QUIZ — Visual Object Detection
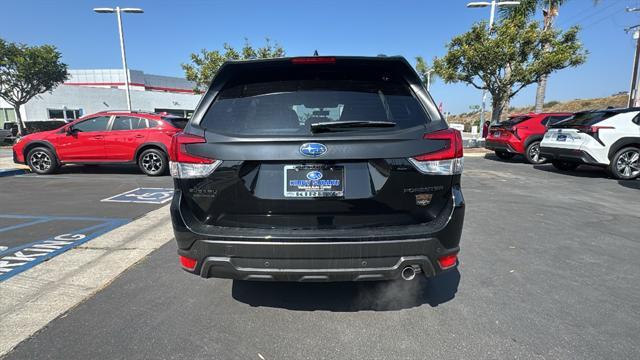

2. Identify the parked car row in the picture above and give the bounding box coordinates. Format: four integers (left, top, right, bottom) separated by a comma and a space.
485, 108, 640, 180
11, 111, 187, 176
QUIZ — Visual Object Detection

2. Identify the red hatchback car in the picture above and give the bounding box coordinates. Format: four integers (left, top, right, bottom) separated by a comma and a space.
13, 111, 187, 176
485, 112, 572, 164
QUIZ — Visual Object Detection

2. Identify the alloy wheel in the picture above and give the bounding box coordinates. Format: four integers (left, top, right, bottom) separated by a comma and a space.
616, 149, 640, 178
529, 143, 545, 163
29, 151, 52, 172
142, 153, 163, 173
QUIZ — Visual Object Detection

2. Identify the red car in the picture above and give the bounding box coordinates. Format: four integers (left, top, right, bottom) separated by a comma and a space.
13, 111, 187, 176
485, 112, 572, 164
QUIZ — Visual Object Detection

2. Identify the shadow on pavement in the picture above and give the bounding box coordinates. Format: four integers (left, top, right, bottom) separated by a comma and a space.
57, 164, 148, 175
618, 179, 640, 190
532, 164, 608, 179
483, 153, 524, 164
231, 269, 460, 311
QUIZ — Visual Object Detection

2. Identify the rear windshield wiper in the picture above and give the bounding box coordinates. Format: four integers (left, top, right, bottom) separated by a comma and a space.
310, 121, 396, 133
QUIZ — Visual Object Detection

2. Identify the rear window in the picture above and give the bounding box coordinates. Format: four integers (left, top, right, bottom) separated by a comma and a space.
500, 116, 531, 127
553, 111, 615, 128
162, 117, 188, 129
201, 68, 429, 135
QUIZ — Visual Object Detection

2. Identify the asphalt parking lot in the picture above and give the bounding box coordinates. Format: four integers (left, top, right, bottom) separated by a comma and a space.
3, 155, 639, 360
0, 164, 172, 280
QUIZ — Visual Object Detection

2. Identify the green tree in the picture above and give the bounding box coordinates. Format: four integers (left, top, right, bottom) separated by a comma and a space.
433, 17, 586, 121
0, 39, 68, 135
415, 56, 436, 89
501, 0, 599, 112
182, 38, 285, 92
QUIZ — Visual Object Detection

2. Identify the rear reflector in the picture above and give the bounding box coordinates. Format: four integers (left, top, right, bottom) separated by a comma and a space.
409, 128, 464, 175
438, 254, 458, 270
179, 255, 197, 271
169, 133, 221, 179
291, 57, 336, 64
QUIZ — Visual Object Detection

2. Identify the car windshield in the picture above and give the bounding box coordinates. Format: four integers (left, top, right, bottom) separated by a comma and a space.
201, 71, 429, 135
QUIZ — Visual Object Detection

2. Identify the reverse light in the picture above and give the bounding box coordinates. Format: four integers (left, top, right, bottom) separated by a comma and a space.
169, 133, 221, 179
291, 57, 336, 65
438, 253, 458, 270
179, 255, 197, 271
409, 128, 464, 175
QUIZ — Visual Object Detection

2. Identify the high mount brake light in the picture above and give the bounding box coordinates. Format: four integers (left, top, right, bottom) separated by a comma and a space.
409, 128, 464, 175
169, 133, 221, 179
291, 57, 336, 65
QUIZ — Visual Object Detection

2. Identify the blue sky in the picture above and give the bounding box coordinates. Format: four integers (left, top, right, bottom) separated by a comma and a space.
1, 0, 639, 114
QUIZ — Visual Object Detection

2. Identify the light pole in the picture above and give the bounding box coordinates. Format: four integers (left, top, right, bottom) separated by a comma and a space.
467, 1, 520, 130
626, 8, 640, 108
426, 69, 435, 91
93, 7, 144, 111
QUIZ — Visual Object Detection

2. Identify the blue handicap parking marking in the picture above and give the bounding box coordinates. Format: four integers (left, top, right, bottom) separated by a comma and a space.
0, 215, 128, 282
101, 187, 174, 204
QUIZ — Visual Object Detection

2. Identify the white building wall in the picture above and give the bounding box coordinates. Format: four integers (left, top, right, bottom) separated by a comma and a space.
9, 84, 200, 121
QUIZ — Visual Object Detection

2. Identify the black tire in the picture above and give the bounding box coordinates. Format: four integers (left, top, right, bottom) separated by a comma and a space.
524, 141, 546, 164
138, 148, 167, 176
551, 160, 580, 171
608, 146, 640, 180
26, 147, 59, 175
495, 151, 515, 160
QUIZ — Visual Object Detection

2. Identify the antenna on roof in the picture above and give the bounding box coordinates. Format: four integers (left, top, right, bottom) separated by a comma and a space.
313, 50, 319, 56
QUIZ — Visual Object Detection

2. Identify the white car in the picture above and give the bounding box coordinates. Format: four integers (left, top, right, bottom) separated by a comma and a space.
540, 108, 640, 180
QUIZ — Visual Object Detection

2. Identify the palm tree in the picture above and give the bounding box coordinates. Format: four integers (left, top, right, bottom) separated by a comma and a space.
502, 0, 599, 113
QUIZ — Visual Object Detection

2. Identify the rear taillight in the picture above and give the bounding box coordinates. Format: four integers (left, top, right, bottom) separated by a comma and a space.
169, 133, 221, 179
587, 125, 615, 133
409, 128, 464, 175
179, 255, 197, 271
438, 253, 458, 270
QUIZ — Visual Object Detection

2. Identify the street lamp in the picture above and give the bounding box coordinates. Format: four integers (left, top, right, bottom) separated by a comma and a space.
425, 69, 435, 91
467, 0, 520, 131
467, 1, 521, 29
93, 7, 144, 111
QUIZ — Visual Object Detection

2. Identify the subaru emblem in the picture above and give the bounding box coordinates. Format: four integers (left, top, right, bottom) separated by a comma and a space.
299, 143, 327, 157
306, 171, 323, 181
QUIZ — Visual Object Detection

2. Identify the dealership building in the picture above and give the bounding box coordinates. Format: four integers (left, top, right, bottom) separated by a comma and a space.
0, 69, 202, 127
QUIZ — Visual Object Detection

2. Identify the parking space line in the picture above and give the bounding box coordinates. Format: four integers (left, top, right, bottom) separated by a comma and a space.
0, 218, 129, 282
0, 218, 51, 234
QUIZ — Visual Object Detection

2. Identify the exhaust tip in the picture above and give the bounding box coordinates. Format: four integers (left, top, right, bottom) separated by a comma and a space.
401, 266, 416, 281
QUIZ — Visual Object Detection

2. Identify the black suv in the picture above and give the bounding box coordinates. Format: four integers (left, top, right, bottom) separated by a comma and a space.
169, 56, 465, 282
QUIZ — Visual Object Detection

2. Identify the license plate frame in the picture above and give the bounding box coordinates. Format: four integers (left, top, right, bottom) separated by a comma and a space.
284, 165, 345, 198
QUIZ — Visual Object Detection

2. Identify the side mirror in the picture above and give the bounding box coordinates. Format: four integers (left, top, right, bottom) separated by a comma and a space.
66, 127, 77, 135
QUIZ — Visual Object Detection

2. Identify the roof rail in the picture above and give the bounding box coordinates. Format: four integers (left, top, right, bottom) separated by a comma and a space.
95, 109, 158, 114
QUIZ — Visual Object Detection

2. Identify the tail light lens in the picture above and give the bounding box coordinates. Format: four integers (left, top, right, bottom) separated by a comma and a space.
438, 253, 458, 270
179, 255, 197, 271
169, 133, 221, 179
409, 128, 464, 175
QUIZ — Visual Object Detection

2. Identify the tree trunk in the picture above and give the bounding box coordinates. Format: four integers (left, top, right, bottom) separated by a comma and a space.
491, 96, 507, 122
13, 105, 26, 136
535, 5, 557, 113
534, 73, 548, 113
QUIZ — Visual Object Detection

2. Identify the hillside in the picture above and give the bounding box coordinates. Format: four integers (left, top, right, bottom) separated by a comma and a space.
448, 94, 628, 130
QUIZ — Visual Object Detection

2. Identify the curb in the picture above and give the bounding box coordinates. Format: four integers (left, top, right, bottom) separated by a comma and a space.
0, 168, 28, 177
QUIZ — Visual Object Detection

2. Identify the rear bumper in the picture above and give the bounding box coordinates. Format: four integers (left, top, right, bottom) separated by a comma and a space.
171, 187, 465, 282
539, 146, 601, 165
485, 140, 521, 154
